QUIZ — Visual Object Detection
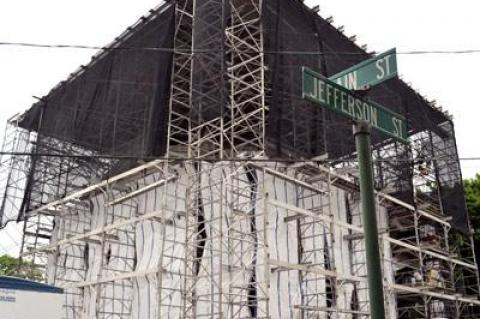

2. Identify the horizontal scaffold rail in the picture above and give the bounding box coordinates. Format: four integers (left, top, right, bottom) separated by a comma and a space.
26, 159, 167, 216
293, 161, 451, 226
27, 159, 449, 227
267, 199, 476, 270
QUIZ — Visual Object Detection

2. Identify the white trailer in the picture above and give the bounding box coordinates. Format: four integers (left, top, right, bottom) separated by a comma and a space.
0, 276, 63, 319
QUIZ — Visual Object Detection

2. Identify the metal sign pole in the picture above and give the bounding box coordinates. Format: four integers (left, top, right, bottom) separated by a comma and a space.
353, 120, 386, 319
302, 53, 405, 317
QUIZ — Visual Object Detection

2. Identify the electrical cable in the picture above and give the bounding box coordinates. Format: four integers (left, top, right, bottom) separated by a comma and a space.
0, 151, 480, 162
1, 41, 480, 56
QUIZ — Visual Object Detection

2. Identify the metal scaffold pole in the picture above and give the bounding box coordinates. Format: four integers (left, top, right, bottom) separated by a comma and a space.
354, 121, 386, 319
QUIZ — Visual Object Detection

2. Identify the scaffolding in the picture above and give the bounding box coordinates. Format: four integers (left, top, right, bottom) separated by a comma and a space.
5, 156, 477, 318
0, 0, 479, 318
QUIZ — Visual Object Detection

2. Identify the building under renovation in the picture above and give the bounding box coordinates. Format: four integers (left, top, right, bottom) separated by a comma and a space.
0, 0, 479, 318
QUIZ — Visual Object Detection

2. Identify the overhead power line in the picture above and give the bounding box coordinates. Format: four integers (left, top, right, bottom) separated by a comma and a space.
1, 151, 480, 163
1, 41, 480, 56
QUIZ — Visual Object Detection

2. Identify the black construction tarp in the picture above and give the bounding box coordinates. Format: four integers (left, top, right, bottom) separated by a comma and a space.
262, 0, 469, 232
15, 4, 175, 216
20, 4, 175, 158
14, 0, 469, 232
263, 0, 448, 158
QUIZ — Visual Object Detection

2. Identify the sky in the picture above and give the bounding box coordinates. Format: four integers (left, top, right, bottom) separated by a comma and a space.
0, 0, 479, 254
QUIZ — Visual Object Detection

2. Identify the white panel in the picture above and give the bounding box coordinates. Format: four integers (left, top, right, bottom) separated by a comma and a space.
82, 194, 106, 319
262, 168, 301, 319
131, 167, 187, 319
331, 188, 355, 319
196, 163, 255, 318
0, 289, 63, 319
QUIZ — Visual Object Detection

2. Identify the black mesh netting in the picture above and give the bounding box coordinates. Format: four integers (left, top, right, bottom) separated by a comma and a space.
21, 5, 175, 159
262, 0, 469, 232
16, 4, 175, 215
6, 0, 469, 232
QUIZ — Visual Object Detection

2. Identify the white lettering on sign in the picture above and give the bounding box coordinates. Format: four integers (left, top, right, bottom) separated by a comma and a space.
392, 117, 403, 138
336, 71, 358, 90
329, 48, 397, 90
376, 55, 392, 80
384, 55, 391, 75
307, 77, 379, 127
326, 83, 333, 106
303, 66, 406, 143
347, 72, 358, 90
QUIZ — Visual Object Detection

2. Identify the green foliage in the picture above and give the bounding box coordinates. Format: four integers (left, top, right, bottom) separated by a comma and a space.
464, 174, 480, 241
0, 254, 18, 276
0, 254, 43, 281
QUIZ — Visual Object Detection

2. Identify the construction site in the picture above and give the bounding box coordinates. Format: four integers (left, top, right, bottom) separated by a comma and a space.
0, 0, 479, 318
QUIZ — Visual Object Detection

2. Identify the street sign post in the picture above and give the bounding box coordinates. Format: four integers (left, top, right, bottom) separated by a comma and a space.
302, 56, 404, 319
302, 66, 407, 143
330, 48, 397, 90
353, 121, 386, 319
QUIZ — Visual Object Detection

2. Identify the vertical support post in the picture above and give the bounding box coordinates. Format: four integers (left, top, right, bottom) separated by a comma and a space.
353, 121, 386, 319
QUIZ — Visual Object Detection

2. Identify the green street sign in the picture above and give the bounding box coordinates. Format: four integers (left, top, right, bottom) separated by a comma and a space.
302, 67, 407, 143
330, 48, 397, 90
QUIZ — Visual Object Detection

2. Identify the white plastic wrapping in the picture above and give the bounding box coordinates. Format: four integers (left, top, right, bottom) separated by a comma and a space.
45, 163, 393, 319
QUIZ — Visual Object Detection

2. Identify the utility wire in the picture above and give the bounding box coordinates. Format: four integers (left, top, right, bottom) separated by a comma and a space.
0, 151, 480, 163
0, 42, 476, 164
2, 41, 480, 56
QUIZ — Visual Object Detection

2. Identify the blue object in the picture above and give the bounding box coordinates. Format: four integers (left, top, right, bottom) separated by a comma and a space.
0, 276, 63, 294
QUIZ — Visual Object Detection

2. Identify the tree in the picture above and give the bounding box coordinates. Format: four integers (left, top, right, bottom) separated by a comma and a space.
464, 174, 480, 274
464, 174, 480, 242
0, 254, 19, 276
0, 254, 43, 281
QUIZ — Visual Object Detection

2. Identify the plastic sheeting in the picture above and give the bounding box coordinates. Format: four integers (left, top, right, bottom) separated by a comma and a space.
262, 169, 302, 318
132, 170, 187, 319
46, 162, 393, 319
